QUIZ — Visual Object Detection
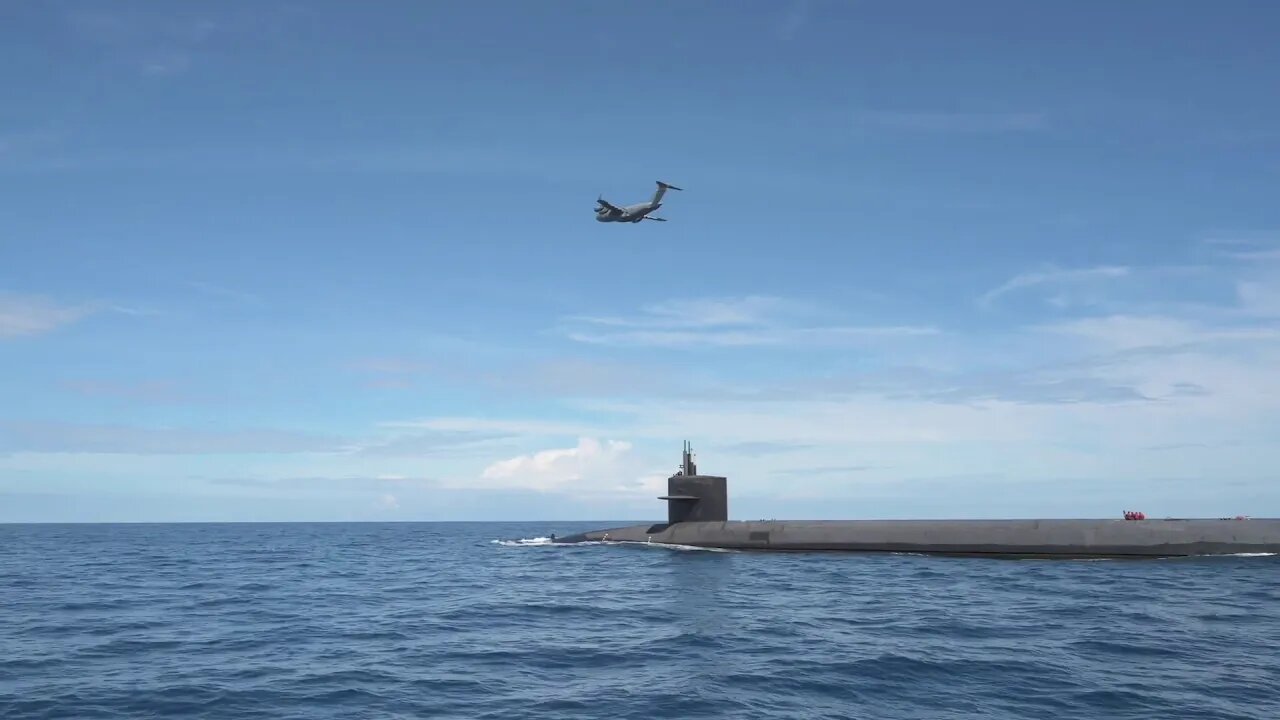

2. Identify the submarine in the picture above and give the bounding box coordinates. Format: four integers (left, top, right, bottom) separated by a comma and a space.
552, 442, 1280, 558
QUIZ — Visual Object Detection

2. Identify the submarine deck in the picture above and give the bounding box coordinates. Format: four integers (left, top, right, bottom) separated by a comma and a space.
552, 518, 1280, 558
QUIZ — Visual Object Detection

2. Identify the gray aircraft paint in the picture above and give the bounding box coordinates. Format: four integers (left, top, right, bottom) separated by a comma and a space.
595, 180, 682, 223
553, 442, 1280, 558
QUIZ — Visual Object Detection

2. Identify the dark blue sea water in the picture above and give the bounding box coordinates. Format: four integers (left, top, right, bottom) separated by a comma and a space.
2, 522, 1277, 719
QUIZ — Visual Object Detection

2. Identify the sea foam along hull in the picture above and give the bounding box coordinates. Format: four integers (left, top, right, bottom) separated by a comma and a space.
553, 518, 1280, 558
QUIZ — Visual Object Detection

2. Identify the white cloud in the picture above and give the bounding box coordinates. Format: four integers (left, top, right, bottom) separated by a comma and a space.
0, 421, 347, 455
352, 430, 510, 457
516, 346, 1275, 468
1034, 314, 1280, 351
591, 397, 1043, 446
978, 265, 1130, 308
469, 437, 654, 495
0, 293, 96, 339
566, 326, 938, 348
561, 294, 938, 348
380, 416, 598, 438
568, 295, 810, 329
1201, 233, 1279, 251
1237, 279, 1280, 317
1219, 246, 1280, 262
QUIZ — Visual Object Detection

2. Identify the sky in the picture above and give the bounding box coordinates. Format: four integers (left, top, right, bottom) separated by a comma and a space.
2, 0, 1279, 522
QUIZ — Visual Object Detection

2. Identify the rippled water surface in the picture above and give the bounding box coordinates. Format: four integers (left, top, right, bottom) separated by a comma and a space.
2, 522, 1278, 719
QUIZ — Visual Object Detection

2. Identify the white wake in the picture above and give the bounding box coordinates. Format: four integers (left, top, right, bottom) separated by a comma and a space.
491, 537, 732, 552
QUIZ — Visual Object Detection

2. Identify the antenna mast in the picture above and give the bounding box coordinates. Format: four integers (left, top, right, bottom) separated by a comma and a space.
682, 440, 697, 476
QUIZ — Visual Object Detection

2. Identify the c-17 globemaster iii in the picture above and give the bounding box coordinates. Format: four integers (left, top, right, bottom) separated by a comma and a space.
595, 180, 682, 223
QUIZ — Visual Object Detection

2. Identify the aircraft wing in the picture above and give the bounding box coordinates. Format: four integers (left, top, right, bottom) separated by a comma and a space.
596, 197, 623, 213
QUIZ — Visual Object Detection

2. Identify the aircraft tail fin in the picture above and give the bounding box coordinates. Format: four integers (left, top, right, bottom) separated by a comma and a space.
651, 180, 682, 205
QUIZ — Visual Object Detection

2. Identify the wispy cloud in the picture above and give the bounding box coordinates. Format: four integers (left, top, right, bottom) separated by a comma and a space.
565, 326, 938, 348
1203, 239, 1280, 320
771, 464, 877, 477
567, 296, 813, 329
712, 441, 813, 457
380, 416, 599, 439
1228, 248, 1280, 262
434, 339, 1279, 473
207, 474, 436, 491
917, 373, 1156, 406
354, 353, 734, 403
561, 295, 938, 348
0, 421, 347, 455
558, 356, 1166, 408
1237, 279, 1280, 317
353, 429, 513, 458
475, 356, 726, 401
0, 291, 160, 340
108, 304, 164, 318
1201, 232, 1279, 250
0, 293, 97, 339
1034, 314, 1280, 352
979, 265, 1130, 308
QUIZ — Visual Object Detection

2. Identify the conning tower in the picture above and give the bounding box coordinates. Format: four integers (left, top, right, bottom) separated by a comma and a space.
659, 441, 728, 524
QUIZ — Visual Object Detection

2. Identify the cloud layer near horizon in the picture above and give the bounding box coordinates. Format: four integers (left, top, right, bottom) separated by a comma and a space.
7, 243, 1277, 521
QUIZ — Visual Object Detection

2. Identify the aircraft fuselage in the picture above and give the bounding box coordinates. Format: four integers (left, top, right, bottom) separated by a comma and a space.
596, 202, 658, 222
595, 181, 680, 223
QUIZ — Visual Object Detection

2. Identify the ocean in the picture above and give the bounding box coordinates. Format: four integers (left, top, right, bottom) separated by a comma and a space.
2, 521, 1277, 719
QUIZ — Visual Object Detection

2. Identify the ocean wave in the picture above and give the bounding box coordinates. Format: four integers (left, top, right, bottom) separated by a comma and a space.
3, 521, 1277, 720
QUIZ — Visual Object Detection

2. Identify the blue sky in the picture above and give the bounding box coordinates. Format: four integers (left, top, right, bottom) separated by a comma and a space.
2, 0, 1279, 522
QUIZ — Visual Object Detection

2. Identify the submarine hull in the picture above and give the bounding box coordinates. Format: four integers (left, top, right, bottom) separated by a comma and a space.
551, 443, 1280, 558
553, 519, 1280, 558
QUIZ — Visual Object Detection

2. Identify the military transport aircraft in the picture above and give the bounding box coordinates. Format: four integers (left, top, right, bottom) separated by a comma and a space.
594, 180, 682, 223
